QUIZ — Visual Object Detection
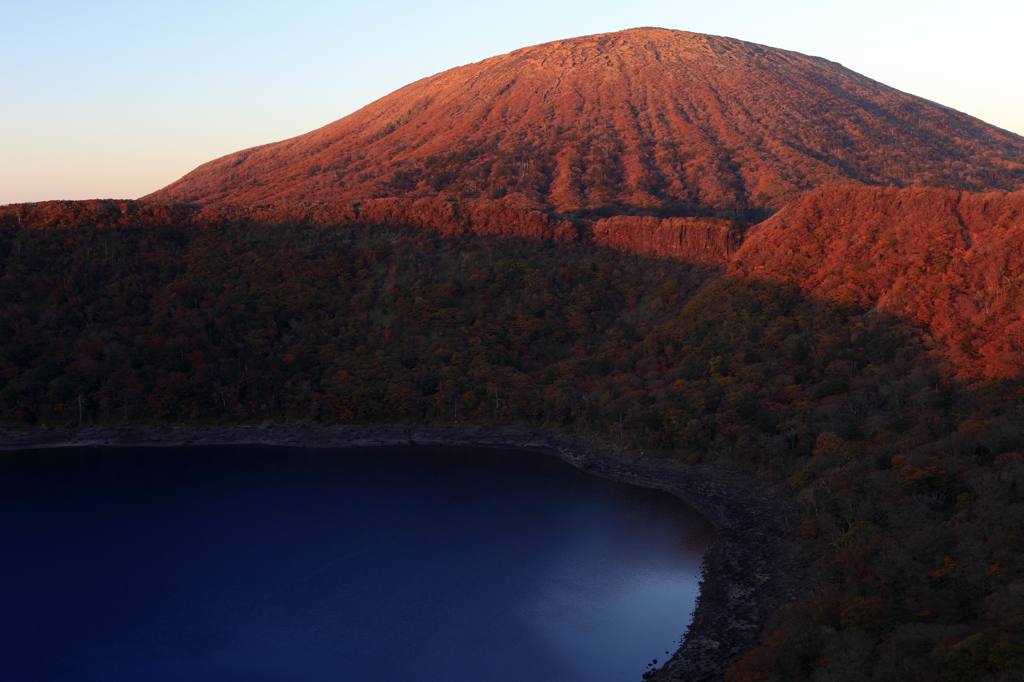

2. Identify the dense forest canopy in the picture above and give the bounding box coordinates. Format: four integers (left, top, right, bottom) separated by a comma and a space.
1, 221, 1022, 681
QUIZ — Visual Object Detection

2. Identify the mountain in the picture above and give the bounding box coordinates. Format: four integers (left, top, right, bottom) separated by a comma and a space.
146, 28, 1024, 216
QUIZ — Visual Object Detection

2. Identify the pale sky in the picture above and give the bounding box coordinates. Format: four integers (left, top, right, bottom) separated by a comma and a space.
2, 0, 1022, 204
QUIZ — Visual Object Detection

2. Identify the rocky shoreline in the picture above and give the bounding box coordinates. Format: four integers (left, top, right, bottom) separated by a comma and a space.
0, 425, 805, 681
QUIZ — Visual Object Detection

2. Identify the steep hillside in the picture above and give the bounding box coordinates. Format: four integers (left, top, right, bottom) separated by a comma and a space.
146, 28, 1024, 215
5, 184, 1023, 380
732, 185, 1024, 379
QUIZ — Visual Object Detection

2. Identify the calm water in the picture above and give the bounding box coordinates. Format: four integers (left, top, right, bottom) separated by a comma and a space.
0, 445, 712, 682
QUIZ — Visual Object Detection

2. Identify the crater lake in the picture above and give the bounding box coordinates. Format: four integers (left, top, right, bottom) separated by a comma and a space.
0, 444, 713, 681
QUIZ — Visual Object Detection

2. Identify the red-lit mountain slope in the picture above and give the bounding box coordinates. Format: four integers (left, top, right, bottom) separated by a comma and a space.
732, 185, 1024, 379
146, 28, 1024, 216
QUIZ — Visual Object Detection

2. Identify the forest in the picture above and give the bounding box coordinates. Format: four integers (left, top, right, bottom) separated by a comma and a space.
1, 219, 1022, 681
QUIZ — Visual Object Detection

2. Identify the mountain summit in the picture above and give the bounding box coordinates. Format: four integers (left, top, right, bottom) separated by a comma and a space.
148, 28, 1024, 215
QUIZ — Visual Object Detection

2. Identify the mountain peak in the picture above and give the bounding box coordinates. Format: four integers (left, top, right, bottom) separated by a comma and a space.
147, 29, 1024, 214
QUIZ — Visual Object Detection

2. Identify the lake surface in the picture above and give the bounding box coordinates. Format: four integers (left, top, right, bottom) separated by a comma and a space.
0, 445, 712, 682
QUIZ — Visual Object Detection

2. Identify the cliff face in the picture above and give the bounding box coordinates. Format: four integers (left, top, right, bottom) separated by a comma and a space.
732, 185, 1024, 379
591, 215, 742, 264
145, 28, 1024, 215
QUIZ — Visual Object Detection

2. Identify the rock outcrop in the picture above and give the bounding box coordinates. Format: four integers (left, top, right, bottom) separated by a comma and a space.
592, 215, 742, 264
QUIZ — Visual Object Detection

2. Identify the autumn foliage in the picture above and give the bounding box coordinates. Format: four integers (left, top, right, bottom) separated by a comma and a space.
4, 184, 1021, 381
733, 185, 1024, 380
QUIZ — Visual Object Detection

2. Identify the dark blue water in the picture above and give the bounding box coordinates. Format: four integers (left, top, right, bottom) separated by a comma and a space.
0, 445, 711, 682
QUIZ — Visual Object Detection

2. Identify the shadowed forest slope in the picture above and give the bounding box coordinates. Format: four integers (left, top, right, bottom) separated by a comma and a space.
145, 28, 1024, 216
4, 184, 1021, 380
